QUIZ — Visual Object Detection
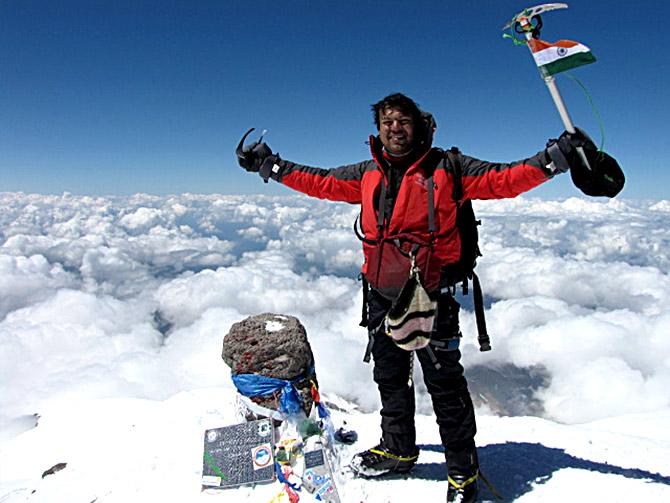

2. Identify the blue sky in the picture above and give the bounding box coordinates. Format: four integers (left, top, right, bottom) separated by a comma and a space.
1, 0, 667, 199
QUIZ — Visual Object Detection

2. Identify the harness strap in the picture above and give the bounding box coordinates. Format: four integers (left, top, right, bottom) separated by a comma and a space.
363, 321, 384, 363
429, 337, 460, 351
472, 272, 491, 352
423, 343, 442, 370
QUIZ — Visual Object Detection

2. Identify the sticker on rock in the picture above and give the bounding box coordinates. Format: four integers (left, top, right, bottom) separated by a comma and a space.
252, 443, 274, 470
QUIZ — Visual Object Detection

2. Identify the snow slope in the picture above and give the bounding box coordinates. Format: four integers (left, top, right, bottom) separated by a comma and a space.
0, 389, 669, 502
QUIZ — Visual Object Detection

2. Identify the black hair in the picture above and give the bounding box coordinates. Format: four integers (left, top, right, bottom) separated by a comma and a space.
371, 93, 423, 130
371, 93, 435, 146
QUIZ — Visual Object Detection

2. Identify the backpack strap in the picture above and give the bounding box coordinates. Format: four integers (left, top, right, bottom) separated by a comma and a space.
427, 175, 435, 239
445, 147, 492, 353
446, 147, 466, 294
472, 272, 491, 352
377, 178, 387, 233
447, 147, 464, 205
421, 148, 440, 242
359, 273, 369, 328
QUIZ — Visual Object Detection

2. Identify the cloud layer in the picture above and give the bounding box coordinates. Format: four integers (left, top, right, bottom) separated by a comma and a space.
1, 192, 668, 433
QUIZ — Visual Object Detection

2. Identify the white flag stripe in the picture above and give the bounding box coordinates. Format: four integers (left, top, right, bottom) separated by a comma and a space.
532, 43, 591, 67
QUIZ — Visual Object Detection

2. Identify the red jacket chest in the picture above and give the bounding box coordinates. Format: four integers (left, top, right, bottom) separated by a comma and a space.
360, 165, 458, 239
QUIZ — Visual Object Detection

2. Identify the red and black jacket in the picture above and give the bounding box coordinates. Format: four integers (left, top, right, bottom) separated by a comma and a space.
266, 136, 555, 290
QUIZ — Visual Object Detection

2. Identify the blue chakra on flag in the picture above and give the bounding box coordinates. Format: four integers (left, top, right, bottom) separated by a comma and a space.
557, 47, 568, 57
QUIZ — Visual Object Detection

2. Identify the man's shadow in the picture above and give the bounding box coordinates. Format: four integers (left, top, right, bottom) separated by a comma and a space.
412, 442, 670, 501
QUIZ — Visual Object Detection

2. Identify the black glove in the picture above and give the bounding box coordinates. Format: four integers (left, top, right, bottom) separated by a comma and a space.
236, 128, 280, 182
546, 128, 597, 173
238, 140, 273, 172
547, 128, 625, 197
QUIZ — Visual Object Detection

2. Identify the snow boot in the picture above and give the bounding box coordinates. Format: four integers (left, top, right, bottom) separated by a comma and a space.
349, 440, 419, 478
445, 440, 479, 502
446, 470, 478, 502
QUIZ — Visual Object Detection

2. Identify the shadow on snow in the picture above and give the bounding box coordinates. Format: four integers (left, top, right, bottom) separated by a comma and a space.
410, 442, 670, 502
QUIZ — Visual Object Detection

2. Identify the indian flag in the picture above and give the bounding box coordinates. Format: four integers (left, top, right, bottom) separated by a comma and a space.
528, 39, 596, 76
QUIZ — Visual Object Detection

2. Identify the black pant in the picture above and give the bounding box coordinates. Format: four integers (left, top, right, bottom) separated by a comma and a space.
367, 287, 478, 471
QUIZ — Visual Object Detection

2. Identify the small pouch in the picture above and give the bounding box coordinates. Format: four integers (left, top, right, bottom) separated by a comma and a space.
385, 253, 437, 351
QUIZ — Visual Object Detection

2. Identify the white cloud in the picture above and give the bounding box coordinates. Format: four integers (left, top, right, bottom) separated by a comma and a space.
1, 192, 669, 433
0, 289, 162, 421
118, 207, 164, 232
0, 254, 76, 318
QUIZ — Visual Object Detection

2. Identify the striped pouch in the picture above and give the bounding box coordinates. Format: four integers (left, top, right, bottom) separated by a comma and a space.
385, 260, 437, 351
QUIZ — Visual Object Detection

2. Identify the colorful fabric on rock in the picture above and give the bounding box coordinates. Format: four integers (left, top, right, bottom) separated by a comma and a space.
232, 373, 304, 415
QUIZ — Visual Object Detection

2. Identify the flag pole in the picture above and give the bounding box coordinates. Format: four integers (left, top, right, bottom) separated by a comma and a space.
519, 18, 592, 170
543, 75, 576, 134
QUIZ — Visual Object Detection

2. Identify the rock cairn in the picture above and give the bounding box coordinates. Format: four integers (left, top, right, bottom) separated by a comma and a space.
222, 313, 318, 416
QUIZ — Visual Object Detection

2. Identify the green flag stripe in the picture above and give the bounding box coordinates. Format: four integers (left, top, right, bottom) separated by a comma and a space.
540, 52, 597, 76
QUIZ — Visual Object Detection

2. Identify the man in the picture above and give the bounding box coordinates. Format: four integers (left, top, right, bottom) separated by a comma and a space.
237, 93, 591, 502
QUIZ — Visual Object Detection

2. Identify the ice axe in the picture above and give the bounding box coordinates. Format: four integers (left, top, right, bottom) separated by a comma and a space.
235, 127, 255, 165
505, 3, 593, 170
236, 127, 268, 164
504, 4, 625, 197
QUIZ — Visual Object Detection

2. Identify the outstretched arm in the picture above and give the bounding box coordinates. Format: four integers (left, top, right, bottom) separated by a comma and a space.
458, 150, 554, 200
458, 131, 587, 200
267, 159, 366, 204
236, 133, 365, 203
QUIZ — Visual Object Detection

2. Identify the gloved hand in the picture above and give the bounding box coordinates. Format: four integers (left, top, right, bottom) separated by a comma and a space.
238, 140, 273, 173
546, 128, 597, 173
547, 128, 625, 197
236, 128, 280, 182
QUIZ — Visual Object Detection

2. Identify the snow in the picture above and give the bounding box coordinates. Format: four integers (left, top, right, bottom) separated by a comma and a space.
1, 390, 668, 502
1, 192, 669, 501
266, 320, 285, 332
